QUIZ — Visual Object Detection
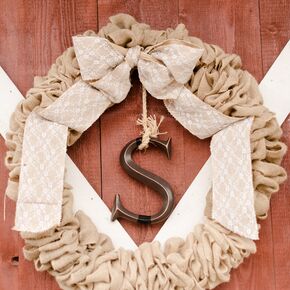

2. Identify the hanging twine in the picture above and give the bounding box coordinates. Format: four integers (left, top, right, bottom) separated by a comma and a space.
137, 86, 167, 150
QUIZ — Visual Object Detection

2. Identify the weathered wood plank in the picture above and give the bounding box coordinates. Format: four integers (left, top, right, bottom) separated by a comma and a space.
269, 120, 290, 290
0, 0, 99, 289
260, 1, 290, 289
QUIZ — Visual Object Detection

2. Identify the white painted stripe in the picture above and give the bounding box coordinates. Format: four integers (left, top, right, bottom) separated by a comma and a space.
259, 41, 290, 125
0, 67, 24, 136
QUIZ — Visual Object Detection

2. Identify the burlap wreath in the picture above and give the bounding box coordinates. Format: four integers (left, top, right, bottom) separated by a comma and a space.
4, 14, 287, 290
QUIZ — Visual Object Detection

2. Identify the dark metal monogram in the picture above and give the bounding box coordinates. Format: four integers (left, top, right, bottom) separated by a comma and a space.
111, 137, 174, 224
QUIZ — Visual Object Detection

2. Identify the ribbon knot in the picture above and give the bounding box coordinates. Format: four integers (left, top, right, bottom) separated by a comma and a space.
125, 46, 141, 68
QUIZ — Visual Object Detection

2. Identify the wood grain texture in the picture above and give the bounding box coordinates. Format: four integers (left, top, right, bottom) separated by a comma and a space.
260, 1, 290, 289
0, 0, 289, 289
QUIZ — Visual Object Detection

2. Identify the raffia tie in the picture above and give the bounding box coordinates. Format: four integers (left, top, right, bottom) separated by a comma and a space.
136, 86, 167, 150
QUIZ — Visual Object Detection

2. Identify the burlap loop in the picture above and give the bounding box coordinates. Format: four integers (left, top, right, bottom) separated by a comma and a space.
98, 14, 189, 48
4, 13, 287, 290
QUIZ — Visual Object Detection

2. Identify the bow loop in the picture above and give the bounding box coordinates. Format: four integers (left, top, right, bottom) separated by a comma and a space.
90, 62, 131, 104
73, 36, 131, 104
149, 40, 204, 84
73, 36, 124, 81
138, 40, 204, 99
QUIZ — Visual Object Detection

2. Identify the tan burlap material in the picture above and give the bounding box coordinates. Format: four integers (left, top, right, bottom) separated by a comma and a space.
4, 14, 287, 290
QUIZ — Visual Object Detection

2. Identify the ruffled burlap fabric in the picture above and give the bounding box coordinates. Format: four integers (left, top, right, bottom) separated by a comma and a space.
4, 14, 287, 290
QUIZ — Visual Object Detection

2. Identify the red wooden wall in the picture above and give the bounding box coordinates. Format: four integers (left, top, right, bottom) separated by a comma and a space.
0, 1, 289, 289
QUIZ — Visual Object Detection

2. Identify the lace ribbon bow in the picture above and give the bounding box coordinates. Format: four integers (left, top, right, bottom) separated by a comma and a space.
72, 36, 204, 103
14, 35, 258, 240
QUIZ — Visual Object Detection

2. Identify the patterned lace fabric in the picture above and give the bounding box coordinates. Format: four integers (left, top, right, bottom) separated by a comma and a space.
40, 81, 111, 132
164, 87, 241, 139
211, 117, 258, 239
14, 112, 67, 232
